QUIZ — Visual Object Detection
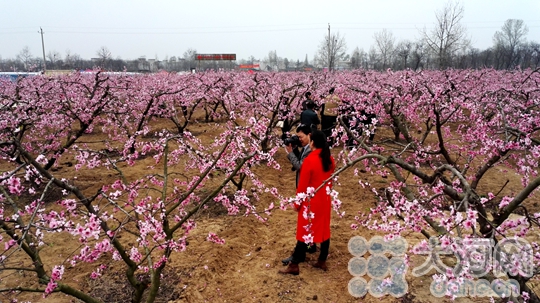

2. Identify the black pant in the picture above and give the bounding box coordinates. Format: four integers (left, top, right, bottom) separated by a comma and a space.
321, 116, 337, 137
291, 239, 330, 264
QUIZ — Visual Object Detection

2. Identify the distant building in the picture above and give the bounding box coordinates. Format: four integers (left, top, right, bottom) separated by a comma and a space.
336, 60, 352, 70
137, 58, 159, 73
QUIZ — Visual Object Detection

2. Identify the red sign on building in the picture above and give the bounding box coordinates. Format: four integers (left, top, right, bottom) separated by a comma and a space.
196, 54, 236, 61
239, 64, 260, 69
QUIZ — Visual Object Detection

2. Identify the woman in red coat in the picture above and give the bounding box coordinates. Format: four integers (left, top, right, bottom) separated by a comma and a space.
279, 130, 335, 275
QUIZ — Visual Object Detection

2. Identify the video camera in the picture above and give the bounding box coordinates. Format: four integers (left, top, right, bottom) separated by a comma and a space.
283, 134, 301, 147
283, 135, 302, 171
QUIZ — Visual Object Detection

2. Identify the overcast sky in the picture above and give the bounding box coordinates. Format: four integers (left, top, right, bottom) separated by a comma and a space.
1, 0, 539, 62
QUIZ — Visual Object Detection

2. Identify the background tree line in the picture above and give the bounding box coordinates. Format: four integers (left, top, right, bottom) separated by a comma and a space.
1, 2, 538, 73
321, 2, 539, 71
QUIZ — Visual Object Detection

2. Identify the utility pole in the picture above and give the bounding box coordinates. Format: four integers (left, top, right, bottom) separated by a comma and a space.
275, 49, 278, 71
328, 23, 330, 40
39, 27, 47, 72
327, 23, 331, 71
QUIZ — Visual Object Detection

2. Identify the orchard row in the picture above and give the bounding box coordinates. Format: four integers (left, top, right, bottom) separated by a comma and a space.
1, 68, 539, 302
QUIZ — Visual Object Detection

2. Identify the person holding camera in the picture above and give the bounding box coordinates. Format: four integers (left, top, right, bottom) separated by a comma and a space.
282, 124, 318, 265
279, 130, 335, 275
284, 124, 312, 188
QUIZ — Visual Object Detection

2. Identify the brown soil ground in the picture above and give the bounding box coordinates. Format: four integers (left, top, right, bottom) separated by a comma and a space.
2, 114, 538, 303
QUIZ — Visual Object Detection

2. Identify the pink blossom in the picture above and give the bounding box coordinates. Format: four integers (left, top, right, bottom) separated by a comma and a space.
44, 281, 57, 296
302, 234, 314, 245
206, 232, 225, 245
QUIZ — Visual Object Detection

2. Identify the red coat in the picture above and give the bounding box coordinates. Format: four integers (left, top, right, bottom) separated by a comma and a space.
296, 148, 335, 243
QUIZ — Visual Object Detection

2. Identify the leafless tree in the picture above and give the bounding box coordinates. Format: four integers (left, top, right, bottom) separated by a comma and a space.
368, 46, 379, 70
350, 47, 367, 69
465, 47, 481, 69
410, 41, 428, 71
64, 49, 83, 69
316, 30, 347, 71
394, 40, 413, 69
478, 48, 494, 68
46, 50, 61, 70
264, 50, 279, 71
183, 48, 197, 61
493, 19, 529, 69
373, 29, 395, 70
422, 1, 470, 69
183, 48, 197, 70
16, 46, 34, 71
96, 46, 112, 69
284, 58, 290, 70
523, 41, 540, 68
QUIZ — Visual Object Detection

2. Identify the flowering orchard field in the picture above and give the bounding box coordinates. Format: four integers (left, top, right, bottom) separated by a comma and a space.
1, 69, 540, 302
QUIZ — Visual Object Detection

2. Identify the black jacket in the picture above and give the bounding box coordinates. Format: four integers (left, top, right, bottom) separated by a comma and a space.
300, 109, 320, 131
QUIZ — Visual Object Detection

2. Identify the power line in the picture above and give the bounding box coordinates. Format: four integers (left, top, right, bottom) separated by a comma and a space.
2, 24, 539, 36
40, 23, 324, 30
9, 18, 540, 31
45, 28, 325, 35
341, 26, 540, 30
334, 20, 540, 25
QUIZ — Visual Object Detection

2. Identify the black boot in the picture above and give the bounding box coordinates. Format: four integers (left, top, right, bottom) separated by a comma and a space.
282, 255, 293, 265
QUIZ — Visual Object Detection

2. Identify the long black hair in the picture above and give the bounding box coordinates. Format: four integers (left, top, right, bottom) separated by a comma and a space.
310, 130, 332, 172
